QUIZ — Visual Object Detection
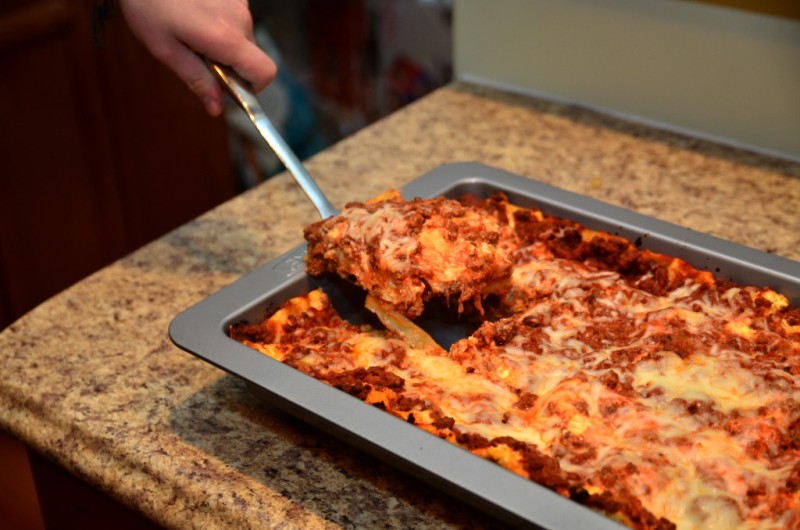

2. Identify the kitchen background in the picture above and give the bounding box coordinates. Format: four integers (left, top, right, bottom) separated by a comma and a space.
0, 1, 451, 528
3, 0, 797, 339
0, 0, 453, 332
1, 0, 798, 528
455, 0, 800, 160
230, 0, 453, 187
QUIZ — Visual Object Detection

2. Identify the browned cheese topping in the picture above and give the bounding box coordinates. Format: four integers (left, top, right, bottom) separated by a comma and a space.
233, 192, 800, 530
304, 190, 513, 318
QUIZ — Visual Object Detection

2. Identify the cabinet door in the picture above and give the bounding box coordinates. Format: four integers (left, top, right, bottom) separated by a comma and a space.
0, 0, 126, 323
92, 8, 238, 249
0, 0, 236, 327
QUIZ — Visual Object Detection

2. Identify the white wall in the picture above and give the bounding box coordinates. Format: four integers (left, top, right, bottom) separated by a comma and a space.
454, 0, 800, 159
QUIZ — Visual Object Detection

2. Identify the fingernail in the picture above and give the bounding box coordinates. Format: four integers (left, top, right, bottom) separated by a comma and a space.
204, 96, 222, 117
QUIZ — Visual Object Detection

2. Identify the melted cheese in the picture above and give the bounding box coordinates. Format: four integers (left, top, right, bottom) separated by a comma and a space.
632, 351, 776, 413
240, 193, 800, 530
305, 194, 511, 317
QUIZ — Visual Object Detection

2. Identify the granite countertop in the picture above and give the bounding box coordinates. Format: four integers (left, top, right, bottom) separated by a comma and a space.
2, 81, 799, 529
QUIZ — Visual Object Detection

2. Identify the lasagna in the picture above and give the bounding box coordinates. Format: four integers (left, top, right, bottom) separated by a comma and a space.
303, 189, 513, 318
232, 192, 800, 530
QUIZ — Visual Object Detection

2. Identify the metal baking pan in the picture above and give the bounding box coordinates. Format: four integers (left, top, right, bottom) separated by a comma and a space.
169, 162, 800, 529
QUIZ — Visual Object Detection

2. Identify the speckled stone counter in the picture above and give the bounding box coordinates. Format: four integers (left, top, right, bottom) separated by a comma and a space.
2, 82, 799, 529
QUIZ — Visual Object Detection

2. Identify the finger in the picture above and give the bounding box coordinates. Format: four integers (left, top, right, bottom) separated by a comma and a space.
163, 42, 225, 116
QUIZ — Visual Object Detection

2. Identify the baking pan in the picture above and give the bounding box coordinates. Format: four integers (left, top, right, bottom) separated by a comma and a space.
169, 162, 800, 529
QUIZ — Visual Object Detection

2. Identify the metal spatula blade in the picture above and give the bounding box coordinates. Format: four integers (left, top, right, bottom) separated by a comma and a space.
207, 61, 468, 348
206, 60, 339, 220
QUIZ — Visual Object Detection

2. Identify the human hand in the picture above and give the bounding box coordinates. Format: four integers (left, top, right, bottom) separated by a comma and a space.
118, 0, 277, 116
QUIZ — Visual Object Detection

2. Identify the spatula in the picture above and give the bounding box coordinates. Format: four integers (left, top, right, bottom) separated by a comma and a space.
206, 60, 339, 220
207, 61, 463, 348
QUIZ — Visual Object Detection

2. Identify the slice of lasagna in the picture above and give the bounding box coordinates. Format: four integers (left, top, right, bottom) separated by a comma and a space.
303, 190, 515, 318
233, 193, 800, 530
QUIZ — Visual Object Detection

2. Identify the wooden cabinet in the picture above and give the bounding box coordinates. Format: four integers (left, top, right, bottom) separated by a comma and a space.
0, 0, 237, 329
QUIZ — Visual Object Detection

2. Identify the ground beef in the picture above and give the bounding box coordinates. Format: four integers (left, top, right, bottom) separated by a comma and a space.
320, 366, 405, 400
572, 489, 676, 530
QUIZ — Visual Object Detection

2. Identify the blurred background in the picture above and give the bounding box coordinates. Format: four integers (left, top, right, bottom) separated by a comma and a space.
0, 1, 451, 528
0, 0, 453, 332
239, 0, 453, 187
